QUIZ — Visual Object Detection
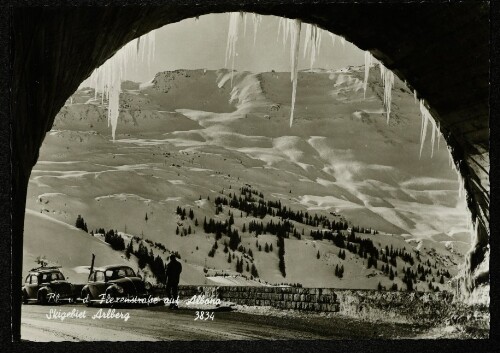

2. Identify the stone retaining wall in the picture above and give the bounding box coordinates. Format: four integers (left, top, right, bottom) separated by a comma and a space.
177, 285, 340, 312
175, 285, 479, 325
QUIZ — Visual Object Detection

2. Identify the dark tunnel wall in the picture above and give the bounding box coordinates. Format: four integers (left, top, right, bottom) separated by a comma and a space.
11, 3, 489, 339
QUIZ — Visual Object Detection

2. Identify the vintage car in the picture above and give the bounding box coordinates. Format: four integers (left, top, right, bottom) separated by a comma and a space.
22, 267, 75, 304
81, 265, 151, 306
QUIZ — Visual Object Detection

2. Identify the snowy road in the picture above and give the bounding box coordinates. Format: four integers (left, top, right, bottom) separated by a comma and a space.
21, 303, 427, 341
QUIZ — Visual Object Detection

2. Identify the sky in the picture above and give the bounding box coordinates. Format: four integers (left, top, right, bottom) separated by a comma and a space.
96, 13, 365, 84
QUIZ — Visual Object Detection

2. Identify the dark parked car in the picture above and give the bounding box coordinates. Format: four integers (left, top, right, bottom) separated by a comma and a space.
22, 267, 75, 304
81, 265, 151, 306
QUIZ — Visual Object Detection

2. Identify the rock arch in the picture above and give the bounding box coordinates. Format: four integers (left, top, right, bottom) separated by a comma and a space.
11, 3, 489, 339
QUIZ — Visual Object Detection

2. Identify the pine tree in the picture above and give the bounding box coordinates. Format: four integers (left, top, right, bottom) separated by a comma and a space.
265, 243, 269, 252
251, 264, 259, 277
176, 226, 179, 235
125, 241, 133, 259
227, 253, 232, 263
195, 218, 199, 227
317, 251, 320, 259
145, 213, 148, 222
75, 215, 88, 232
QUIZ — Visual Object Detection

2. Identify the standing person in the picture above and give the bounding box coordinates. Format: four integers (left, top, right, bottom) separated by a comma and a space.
165, 254, 182, 309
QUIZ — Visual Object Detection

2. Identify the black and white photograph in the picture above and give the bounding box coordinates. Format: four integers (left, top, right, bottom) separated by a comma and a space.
7, 1, 491, 343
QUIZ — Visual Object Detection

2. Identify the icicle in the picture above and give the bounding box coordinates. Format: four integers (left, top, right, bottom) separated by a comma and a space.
86, 30, 156, 140
303, 23, 311, 59
278, 17, 290, 49
430, 117, 436, 158
379, 63, 395, 123
329, 32, 336, 48
147, 30, 156, 66
252, 14, 262, 46
363, 51, 374, 98
419, 100, 431, 158
277, 17, 283, 42
315, 27, 322, 57
242, 12, 248, 37
108, 74, 120, 139
225, 13, 240, 86
289, 19, 302, 127
436, 122, 441, 151
414, 89, 417, 104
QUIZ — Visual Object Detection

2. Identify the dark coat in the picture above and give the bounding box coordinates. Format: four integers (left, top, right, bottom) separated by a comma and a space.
166, 258, 182, 284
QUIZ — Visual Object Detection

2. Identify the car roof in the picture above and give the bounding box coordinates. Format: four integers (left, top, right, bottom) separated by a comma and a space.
29, 268, 63, 274
94, 264, 134, 271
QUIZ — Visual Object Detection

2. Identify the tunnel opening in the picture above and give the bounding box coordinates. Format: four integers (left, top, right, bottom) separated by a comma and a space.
11, 4, 489, 340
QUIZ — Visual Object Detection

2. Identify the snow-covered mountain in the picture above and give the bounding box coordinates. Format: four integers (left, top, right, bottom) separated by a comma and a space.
24, 67, 470, 291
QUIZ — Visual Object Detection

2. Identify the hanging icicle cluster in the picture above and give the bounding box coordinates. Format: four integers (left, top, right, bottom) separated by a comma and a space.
379, 63, 395, 124
87, 30, 155, 140
252, 14, 262, 45
303, 23, 322, 70
362, 52, 394, 123
228, 14, 303, 126
225, 13, 264, 84
418, 100, 442, 158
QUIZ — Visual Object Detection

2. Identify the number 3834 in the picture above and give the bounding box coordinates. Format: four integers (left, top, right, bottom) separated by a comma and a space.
194, 311, 215, 321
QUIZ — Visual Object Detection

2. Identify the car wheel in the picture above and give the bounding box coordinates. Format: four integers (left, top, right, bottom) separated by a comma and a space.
38, 290, 47, 305
84, 291, 93, 307
105, 289, 116, 308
